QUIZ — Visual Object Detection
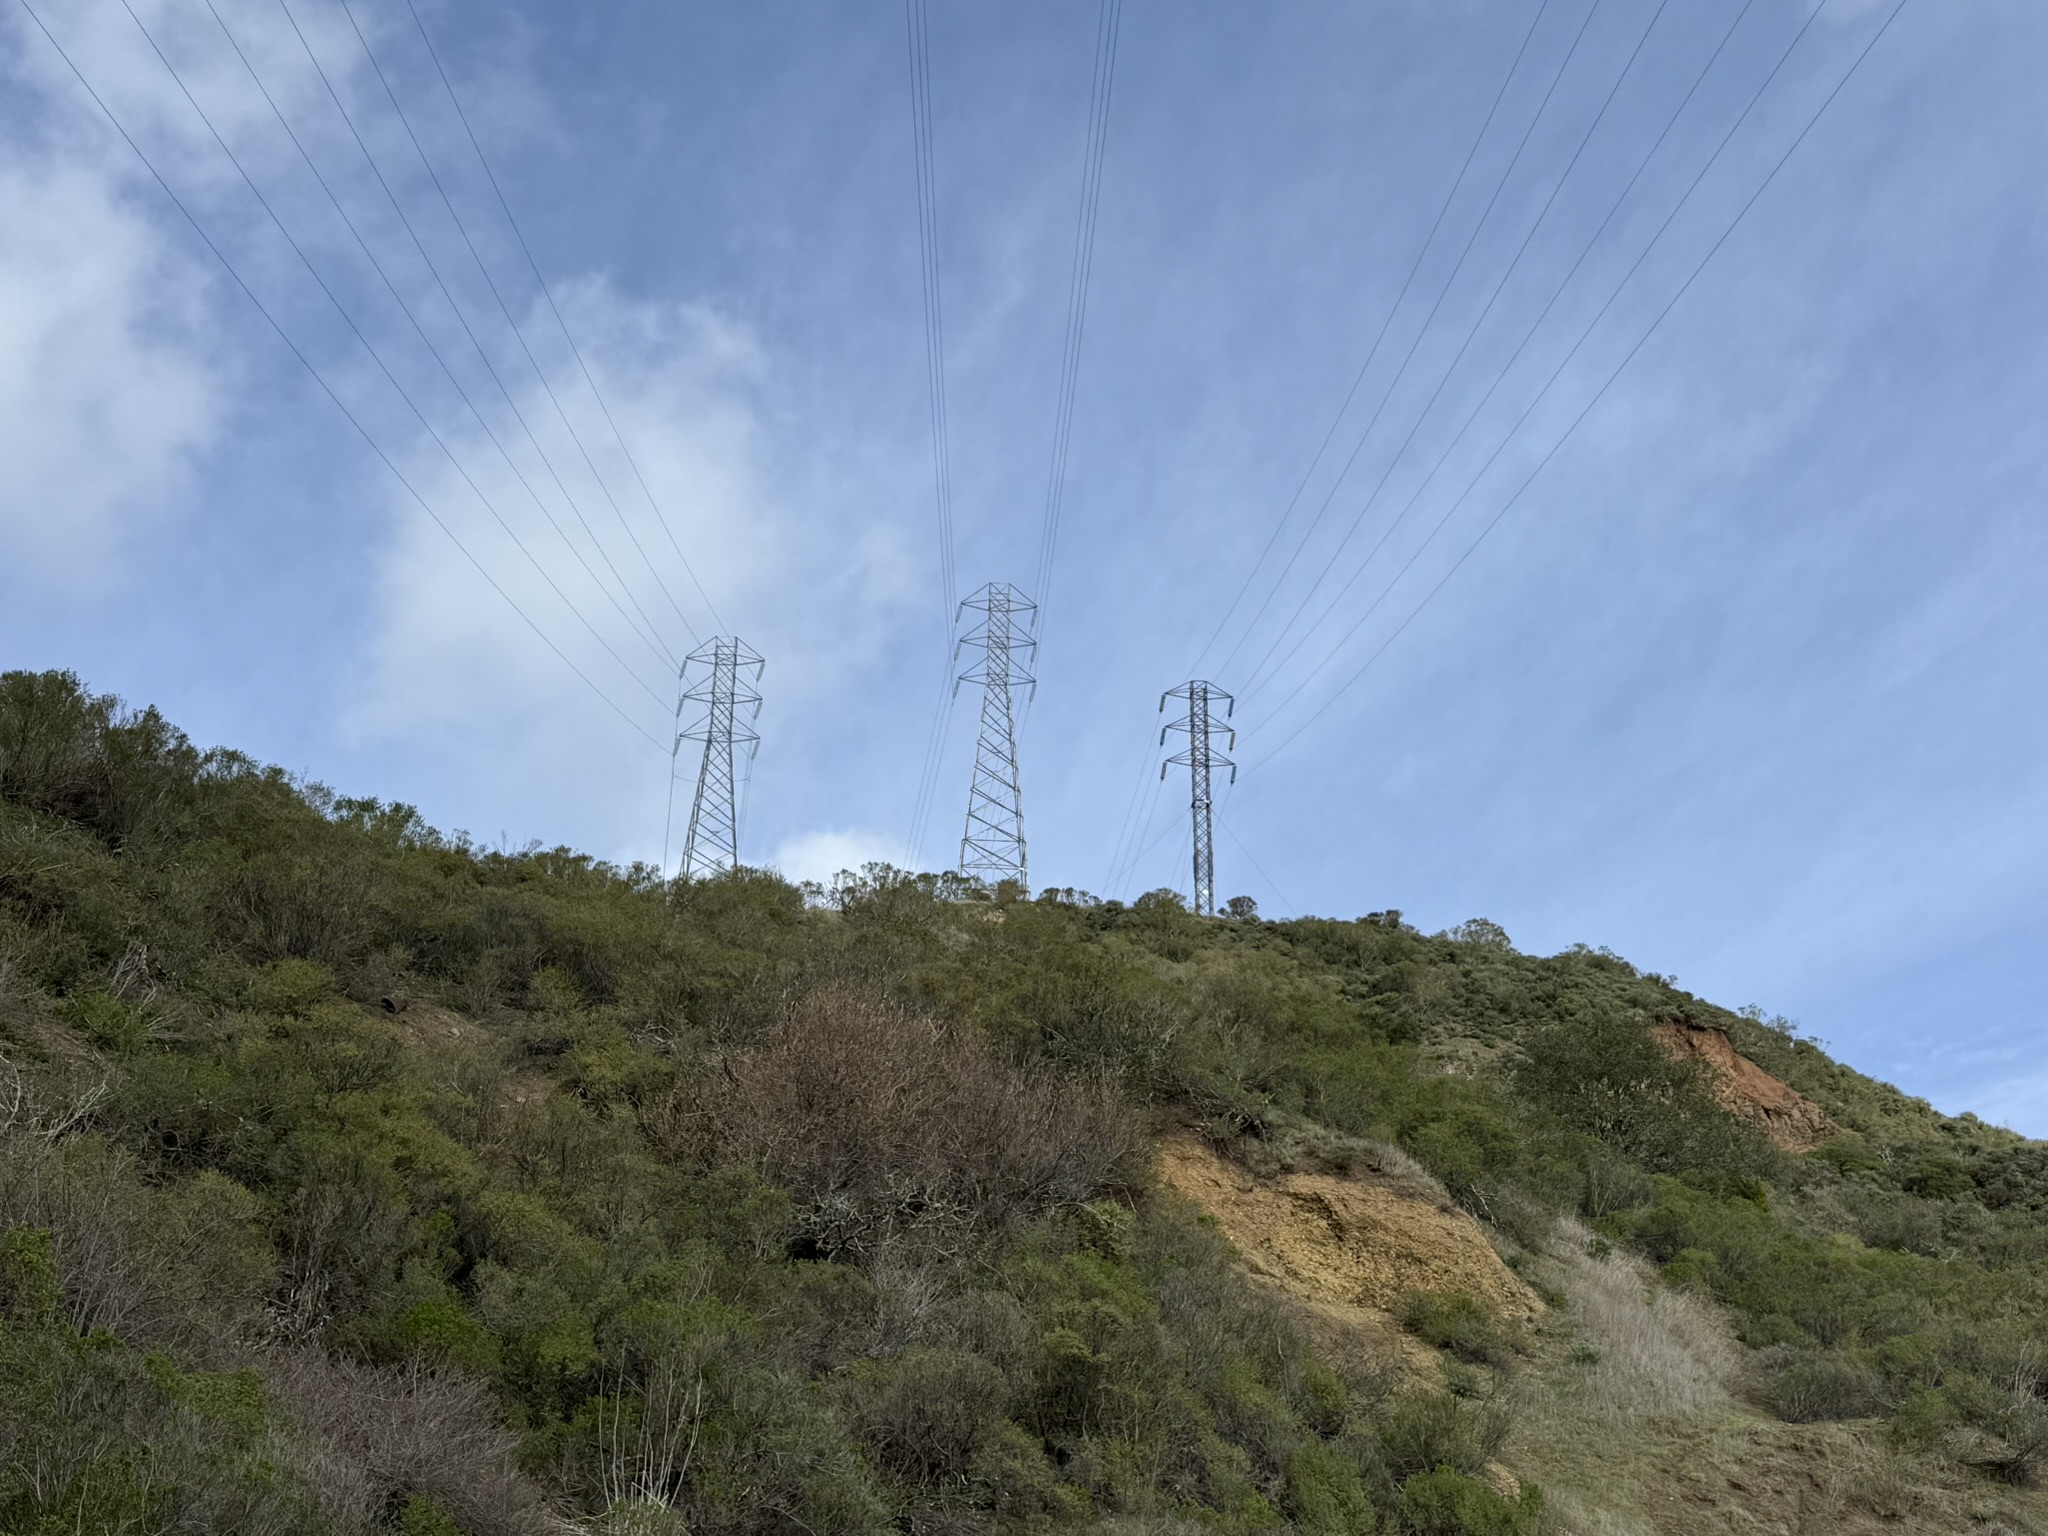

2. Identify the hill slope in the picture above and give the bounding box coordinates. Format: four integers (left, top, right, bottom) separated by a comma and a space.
2, 669, 2046, 1535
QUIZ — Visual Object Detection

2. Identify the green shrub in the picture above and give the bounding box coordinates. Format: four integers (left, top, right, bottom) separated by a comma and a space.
398, 1297, 502, 1374
1765, 1353, 1887, 1422
1287, 1440, 1377, 1534
398, 1493, 465, 1535
14, 667, 2048, 1523
841, 1348, 1009, 1487
1394, 1467, 1546, 1536
1516, 1009, 1777, 1181
0, 1226, 60, 1325
59, 988, 150, 1053
968, 1419, 1087, 1523
1888, 1386, 1957, 1448
1397, 1292, 1509, 1366
1376, 1393, 1509, 1481
1298, 1361, 1350, 1438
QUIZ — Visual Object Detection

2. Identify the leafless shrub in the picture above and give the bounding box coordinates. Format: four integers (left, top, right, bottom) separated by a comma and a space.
0, 1047, 110, 1143
639, 1059, 725, 1169
264, 1351, 567, 1535
0, 1129, 271, 1353
270, 1167, 410, 1343
841, 1347, 1009, 1486
106, 940, 162, 1006
722, 988, 1142, 1259
868, 1246, 949, 1355
588, 1356, 706, 1518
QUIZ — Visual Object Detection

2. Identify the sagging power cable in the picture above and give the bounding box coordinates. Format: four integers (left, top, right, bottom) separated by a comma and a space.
1251, 0, 1911, 770
116, 0, 674, 715
12, 0, 667, 752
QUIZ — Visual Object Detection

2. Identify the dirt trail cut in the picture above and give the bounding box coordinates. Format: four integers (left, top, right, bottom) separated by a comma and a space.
1651, 1022, 1834, 1152
1158, 1136, 1538, 1337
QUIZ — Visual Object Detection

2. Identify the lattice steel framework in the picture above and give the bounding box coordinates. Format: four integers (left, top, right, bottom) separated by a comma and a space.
1160, 680, 1235, 917
956, 582, 1037, 889
676, 636, 764, 879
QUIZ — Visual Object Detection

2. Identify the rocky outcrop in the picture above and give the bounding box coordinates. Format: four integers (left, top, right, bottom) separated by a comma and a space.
1156, 1135, 1540, 1324
1651, 1021, 1835, 1153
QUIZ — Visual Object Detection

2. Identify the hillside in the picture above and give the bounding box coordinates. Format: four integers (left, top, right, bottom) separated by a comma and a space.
3, 668, 2047, 1535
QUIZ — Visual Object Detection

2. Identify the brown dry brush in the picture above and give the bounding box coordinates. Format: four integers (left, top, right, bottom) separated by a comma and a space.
263, 1351, 567, 1534
721, 987, 1144, 1260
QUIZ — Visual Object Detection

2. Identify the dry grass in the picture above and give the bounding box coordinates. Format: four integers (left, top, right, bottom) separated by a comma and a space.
1545, 1217, 1737, 1421
1508, 1222, 2048, 1535
1526, 1412, 2048, 1536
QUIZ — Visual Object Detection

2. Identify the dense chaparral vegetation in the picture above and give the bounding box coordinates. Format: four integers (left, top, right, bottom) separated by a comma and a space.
3, 667, 2047, 1534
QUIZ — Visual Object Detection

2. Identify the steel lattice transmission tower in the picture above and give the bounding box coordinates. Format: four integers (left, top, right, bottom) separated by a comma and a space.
1160, 680, 1235, 917
955, 582, 1037, 890
674, 636, 765, 879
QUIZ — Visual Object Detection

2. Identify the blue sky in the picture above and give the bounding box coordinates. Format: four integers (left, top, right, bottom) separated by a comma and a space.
4, 0, 2044, 1131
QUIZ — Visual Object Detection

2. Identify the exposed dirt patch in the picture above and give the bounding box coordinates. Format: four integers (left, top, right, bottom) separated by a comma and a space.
1158, 1133, 1539, 1358
1652, 1022, 1835, 1153
387, 1003, 552, 1112
392, 1001, 487, 1052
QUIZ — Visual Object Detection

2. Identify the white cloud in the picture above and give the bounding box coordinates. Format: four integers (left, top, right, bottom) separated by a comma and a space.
768, 826, 903, 887
336, 267, 923, 869
0, 0, 532, 592
337, 288, 771, 849
0, 143, 218, 584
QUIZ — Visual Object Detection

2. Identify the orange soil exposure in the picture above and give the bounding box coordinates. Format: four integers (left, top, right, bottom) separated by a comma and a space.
1156, 1135, 1540, 1332
1651, 1022, 1835, 1153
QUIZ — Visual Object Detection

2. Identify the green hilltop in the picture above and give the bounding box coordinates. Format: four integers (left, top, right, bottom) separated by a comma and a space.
2, 667, 2046, 1535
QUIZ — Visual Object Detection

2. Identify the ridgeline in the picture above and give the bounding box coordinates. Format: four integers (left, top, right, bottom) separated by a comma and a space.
2, 669, 2045, 1535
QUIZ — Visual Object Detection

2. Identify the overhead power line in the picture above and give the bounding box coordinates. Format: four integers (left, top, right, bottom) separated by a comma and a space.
275, 0, 681, 668
114, 0, 675, 715
1217, 814, 1293, 916
336, 0, 705, 649
1030, 0, 1123, 636
903, 0, 960, 870
1241, 0, 1759, 712
12, 0, 666, 753
906, 0, 958, 623
400, 0, 729, 638
1238, 0, 1672, 702
1114, 776, 1182, 899
1251, 0, 1912, 771
1220, 0, 1607, 690
1250, 0, 1831, 735
1186, 0, 1554, 681
1111, 0, 1556, 898
212, 0, 679, 676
